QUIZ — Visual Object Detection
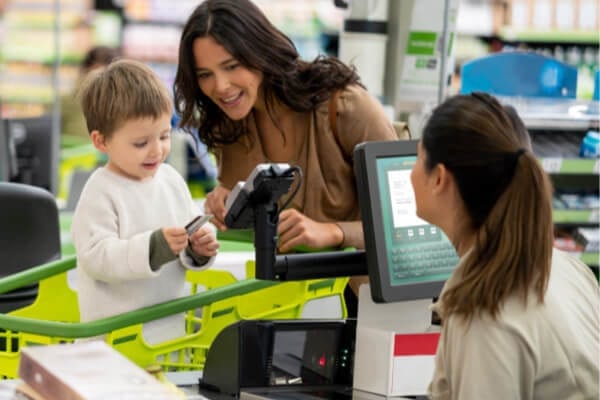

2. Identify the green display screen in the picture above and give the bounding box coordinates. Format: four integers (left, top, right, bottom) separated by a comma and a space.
376, 156, 458, 287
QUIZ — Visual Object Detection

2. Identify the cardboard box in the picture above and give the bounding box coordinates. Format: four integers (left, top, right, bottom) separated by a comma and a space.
18, 341, 182, 400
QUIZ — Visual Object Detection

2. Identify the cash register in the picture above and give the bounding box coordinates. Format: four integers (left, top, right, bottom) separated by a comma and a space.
199, 140, 459, 399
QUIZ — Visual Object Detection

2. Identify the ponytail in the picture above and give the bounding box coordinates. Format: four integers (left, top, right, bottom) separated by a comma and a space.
440, 151, 553, 320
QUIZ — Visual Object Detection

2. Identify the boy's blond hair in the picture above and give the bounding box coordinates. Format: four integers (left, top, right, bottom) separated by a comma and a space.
78, 59, 172, 137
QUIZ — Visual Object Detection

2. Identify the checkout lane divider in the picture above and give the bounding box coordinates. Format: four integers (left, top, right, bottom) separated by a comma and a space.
0, 252, 348, 378
0, 256, 278, 338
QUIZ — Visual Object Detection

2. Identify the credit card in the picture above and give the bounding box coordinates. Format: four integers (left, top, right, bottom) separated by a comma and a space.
185, 214, 213, 235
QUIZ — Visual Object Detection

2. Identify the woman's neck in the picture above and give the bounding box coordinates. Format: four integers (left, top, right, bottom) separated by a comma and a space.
453, 229, 475, 257
254, 98, 300, 137
253, 100, 302, 163
437, 207, 475, 258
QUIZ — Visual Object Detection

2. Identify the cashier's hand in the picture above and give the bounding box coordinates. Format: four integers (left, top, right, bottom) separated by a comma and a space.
204, 185, 230, 231
277, 209, 344, 253
162, 227, 188, 255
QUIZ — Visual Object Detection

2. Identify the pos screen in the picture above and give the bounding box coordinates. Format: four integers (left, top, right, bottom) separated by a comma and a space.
354, 140, 459, 303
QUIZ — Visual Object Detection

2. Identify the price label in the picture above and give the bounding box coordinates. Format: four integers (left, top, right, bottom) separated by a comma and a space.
541, 158, 563, 173
594, 160, 600, 174
590, 209, 599, 224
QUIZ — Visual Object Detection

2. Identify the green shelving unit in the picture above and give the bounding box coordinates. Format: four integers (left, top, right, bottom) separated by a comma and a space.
553, 209, 599, 225
540, 158, 599, 174
499, 28, 600, 44
579, 252, 600, 267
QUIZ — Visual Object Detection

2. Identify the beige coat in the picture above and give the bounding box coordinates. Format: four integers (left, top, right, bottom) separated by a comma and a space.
214, 84, 397, 249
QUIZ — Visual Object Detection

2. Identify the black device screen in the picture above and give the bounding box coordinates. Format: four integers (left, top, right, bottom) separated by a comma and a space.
271, 328, 338, 385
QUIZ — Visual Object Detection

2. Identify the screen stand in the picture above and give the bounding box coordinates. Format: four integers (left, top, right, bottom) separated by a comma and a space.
353, 284, 441, 397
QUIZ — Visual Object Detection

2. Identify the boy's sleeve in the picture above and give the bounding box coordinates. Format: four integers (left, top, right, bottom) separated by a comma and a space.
183, 247, 212, 267
178, 222, 217, 271
178, 249, 215, 271
149, 229, 177, 271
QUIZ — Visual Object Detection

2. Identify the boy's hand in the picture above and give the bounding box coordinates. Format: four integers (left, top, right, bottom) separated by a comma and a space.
189, 226, 219, 257
162, 227, 188, 255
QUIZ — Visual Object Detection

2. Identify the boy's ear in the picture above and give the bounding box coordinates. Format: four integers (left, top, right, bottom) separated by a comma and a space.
90, 130, 107, 153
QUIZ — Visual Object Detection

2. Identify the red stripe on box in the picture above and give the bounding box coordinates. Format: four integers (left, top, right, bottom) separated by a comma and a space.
394, 333, 440, 356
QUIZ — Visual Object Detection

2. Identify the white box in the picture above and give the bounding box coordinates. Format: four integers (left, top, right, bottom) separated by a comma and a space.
353, 285, 441, 397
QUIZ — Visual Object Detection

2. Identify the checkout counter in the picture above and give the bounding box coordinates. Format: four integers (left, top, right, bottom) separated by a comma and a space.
181, 141, 455, 400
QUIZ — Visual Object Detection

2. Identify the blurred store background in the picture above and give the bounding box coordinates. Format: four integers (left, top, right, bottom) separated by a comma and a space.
0, 0, 598, 119
0, 0, 598, 274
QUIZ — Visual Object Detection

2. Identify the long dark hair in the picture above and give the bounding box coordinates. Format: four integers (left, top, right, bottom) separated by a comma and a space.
174, 0, 362, 148
423, 92, 553, 320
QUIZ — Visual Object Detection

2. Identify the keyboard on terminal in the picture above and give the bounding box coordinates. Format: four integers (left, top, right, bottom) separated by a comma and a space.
390, 243, 458, 280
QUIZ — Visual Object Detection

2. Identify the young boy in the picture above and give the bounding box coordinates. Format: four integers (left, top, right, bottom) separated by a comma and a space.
71, 59, 219, 344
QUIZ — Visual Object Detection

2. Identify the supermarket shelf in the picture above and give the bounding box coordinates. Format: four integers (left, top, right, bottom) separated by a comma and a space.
540, 158, 599, 175
123, 18, 183, 27
4, 10, 85, 29
522, 117, 595, 131
519, 108, 598, 131
553, 209, 599, 225
499, 28, 600, 44
501, 97, 599, 131
0, 88, 54, 104
1, 0, 92, 118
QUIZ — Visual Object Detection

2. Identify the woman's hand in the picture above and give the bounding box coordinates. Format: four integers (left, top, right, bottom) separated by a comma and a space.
162, 227, 189, 255
277, 209, 344, 253
204, 185, 230, 231
189, 226, 219, 257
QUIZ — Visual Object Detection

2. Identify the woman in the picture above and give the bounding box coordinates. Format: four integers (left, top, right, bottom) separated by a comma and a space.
174, 0, 397, 306
412, 92, 599, 399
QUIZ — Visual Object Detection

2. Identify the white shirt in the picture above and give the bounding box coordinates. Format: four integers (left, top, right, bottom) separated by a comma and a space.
71, 164, 214, 343
429, 248, 599, 400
